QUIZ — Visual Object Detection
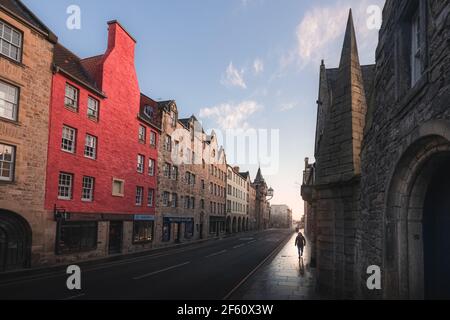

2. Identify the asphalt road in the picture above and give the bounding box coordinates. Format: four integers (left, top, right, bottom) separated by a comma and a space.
0, 229, 293, 300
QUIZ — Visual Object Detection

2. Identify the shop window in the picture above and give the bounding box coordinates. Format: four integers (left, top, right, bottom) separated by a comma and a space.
133, 221, 154, 243
56, 221, 98, 254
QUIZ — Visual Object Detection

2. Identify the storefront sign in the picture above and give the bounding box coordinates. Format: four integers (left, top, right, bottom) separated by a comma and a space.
134, 215, 155, 221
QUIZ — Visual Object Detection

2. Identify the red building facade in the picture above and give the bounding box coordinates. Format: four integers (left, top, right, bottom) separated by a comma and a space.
45, 21, 159, 261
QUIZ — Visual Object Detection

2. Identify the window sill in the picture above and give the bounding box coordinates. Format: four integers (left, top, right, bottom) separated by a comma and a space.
0, 180, 15, 185
112, 194, 125, 198
61, 149, 76, 155
57, 197, 72, 201
87, 116, 99, 123
0, 54, 25, 68
64, 105, 79, 113
0, 117, 20, 126
81, 199, 93, 203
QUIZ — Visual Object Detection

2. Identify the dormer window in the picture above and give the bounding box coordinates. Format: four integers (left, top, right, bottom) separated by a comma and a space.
144, 105, 153, 118
170, 111, 177, 127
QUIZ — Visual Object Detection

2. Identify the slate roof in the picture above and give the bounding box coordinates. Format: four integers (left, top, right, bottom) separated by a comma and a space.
53, 43, 104, 96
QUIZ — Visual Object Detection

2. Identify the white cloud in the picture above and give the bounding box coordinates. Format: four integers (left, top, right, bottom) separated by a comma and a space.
221, 62, 247, 89
253, 58, 264, 75
287, 0, 385, 69
199, 100, 262, 130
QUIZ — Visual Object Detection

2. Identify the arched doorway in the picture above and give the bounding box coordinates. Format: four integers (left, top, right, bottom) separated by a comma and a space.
238, 218, 242, 232
384, 123, 450, 299
246, 218, 249, 231
423, 156, 450, 299
0, 209, 32, 272
232, 217, 236, 233
226, 216, 231, 234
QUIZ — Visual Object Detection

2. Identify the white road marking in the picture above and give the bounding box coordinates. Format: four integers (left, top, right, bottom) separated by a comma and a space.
233, 244, 245, 249
206, 250, 227, 258
133, 261, 191, 280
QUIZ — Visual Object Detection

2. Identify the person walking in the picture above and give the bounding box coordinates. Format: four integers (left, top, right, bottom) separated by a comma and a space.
295, 231, 306, 258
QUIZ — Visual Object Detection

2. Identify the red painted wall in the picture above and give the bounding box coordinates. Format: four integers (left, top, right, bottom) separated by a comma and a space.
45, 22, 158, 216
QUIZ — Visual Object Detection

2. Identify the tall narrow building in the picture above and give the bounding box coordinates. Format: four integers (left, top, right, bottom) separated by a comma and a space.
0, 0, 56, 271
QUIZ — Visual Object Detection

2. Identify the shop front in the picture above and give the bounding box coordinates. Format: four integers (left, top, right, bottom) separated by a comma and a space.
209, 216, 226, 237
162, 216, 194, 243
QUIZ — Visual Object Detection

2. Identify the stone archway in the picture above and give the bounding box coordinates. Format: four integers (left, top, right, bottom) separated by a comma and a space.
238, 217, 242, 232
0, 209, 32, 272
384, 120, 450, 299
232, 217, 237, 233
226, 216, 231, 234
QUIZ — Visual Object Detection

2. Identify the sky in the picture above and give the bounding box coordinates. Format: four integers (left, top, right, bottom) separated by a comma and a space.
24, 0, 385, 219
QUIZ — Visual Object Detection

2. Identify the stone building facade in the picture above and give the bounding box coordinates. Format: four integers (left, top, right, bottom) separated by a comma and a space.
0, 0, 56, 271
154, 108, 228, 245
270, 205, 292, 229
302, 1, 450, 300
226, 166, 249, 233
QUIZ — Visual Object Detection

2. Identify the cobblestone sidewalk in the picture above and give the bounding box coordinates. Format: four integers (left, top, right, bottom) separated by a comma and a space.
230, 231, 318, 300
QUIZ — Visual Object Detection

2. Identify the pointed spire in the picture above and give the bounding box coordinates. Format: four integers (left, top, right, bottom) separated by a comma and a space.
339, 9, 360, 69
255, 167, 264, 183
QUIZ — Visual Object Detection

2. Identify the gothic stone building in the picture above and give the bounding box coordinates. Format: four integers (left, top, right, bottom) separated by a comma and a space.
302, 1, 450, 299
0, 0, 56, 271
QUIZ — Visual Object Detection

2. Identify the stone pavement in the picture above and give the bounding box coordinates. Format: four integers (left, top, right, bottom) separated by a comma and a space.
230, 231, 318, 300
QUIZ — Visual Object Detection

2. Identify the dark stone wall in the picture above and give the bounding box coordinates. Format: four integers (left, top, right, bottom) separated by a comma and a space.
358, 0, 450, 299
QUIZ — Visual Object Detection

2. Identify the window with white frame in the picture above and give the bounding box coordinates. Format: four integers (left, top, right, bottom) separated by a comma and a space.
148, 158, 155, 176
136, 186, 144, 206
87, 97, 99, 120
61, 126, 76, 153
164, 135, 172, 152
150, 131, 156, 147
144, 105, 153, 118
411, 9, 422, 87
163, 162, 171, 177
162, 191, 170, 207
137, 155, 144, 173
171, 165, 178, 180
0, 143, 15, 181
84, 134, 97, 159
138, 125, 146, 142
64, 83, 78, 111
0, 21, 22, 62
0, 80, 19, 121
147, 188, 154, 207
81, 176, 94, 201
58, 172, 73, 200
171, 193, 178, 208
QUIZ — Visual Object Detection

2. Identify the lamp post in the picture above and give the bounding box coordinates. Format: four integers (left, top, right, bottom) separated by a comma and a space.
267, 187, 274, 201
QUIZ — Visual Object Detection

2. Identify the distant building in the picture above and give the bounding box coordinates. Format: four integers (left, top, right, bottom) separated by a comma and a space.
270, 205, 292, 229
253, 168, 270, 230
226, 166, 249, 233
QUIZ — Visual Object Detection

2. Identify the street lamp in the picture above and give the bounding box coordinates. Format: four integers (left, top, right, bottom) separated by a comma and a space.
267, 187, 274, 201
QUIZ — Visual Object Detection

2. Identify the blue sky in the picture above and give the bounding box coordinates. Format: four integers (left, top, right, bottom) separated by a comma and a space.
24, 0, 384, 219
